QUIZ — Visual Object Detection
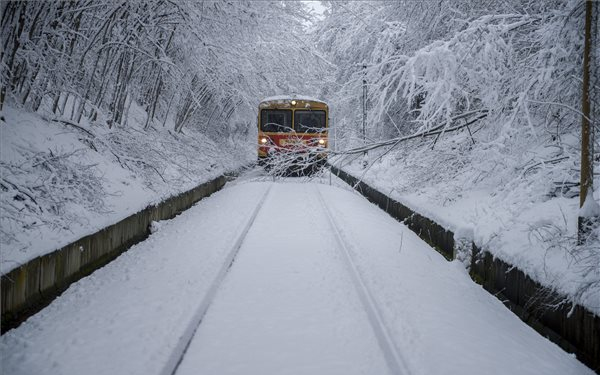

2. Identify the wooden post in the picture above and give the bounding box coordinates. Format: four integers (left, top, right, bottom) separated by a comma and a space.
362, 64, 368, 168
578, 0, 598, 243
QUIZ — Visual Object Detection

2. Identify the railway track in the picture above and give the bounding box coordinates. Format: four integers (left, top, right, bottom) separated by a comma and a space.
316, 185, 411, 375
160, 185, 273, 375
4, 181, 592, 375
160, 183, 409, 375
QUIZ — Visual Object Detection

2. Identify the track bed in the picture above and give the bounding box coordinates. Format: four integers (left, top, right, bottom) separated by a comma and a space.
1, 173, 593, 375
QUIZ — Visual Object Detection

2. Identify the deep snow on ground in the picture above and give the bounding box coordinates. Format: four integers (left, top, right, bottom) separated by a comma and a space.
331, 128, 600, 315
1, 175, 593, 375
0, 181, 269, 375
176, 181, 390, 375
0, 105, 253, 275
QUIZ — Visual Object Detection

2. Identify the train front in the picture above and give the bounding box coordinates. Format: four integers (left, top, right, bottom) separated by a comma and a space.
257, 96, 328, 172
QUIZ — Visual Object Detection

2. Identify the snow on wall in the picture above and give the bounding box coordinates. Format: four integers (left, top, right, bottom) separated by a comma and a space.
332, 127, 600, 316
260, 95, 326, 104
314, 0, 600, 316
0, 105, 253, 275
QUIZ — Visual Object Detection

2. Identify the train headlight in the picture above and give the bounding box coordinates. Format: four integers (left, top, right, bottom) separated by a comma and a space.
318, 138, 326, 145
291, 100, 297, 106
260, 137, 268, 144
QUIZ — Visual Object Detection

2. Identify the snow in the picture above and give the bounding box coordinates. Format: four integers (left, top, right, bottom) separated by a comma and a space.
313, 0, 599, 316
320, 181, 592, 375
1, 181, 270, 375
0, 105, 252, 275
333, 149, 600, 315
175, 182, 390, 375
149, 221, 163, 234
1, 174, 593, 374
261, 95, 326, 104
580, 189, 600, 218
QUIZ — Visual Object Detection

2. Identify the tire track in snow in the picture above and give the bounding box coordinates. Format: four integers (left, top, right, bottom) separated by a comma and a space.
160, 185, 273, 375
316, 185, 411, 375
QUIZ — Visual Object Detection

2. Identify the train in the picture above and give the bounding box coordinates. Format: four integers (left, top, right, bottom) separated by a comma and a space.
257, 96, 329, 172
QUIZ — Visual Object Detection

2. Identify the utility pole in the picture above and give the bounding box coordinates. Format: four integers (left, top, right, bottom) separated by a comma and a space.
578, 0, 599, 243
362, 64, 368, 168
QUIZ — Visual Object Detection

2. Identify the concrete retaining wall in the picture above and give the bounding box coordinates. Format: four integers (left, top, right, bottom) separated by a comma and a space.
330, 166, 455, 259
329, 164, 599, 372
470, 247, 599, 371
1, 175, 227, 333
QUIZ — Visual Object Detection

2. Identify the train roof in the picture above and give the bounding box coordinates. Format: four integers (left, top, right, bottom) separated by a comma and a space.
260, 95, 326, 105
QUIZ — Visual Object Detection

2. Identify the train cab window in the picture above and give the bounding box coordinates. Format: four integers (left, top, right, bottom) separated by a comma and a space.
261, 109, 292, 132
294, 110, 326, 133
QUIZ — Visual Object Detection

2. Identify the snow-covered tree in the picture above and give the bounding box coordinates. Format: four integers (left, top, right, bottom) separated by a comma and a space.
314, 0, 596, 148
313, 0, 600, 309
1, 1, 325, 141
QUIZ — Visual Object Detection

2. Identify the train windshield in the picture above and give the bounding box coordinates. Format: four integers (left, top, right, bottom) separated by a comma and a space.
294, 110, 326, 133
261, 109, 292, 132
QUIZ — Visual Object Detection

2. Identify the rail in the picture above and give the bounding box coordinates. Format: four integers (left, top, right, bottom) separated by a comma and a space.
316, 185, 411, 375
161, 185, 272, 375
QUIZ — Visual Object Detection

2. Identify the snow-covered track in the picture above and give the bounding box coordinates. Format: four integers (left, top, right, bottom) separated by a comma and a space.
160, 185, 273, 375
316, 185, 411, 375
